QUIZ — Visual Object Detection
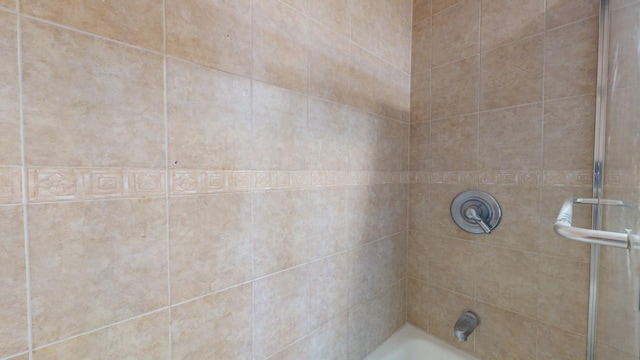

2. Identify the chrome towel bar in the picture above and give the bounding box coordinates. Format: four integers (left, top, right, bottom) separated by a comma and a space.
554, 198, 635, 249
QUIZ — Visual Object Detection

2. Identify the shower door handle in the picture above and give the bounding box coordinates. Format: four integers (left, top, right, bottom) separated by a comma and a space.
554, 198, 635, 249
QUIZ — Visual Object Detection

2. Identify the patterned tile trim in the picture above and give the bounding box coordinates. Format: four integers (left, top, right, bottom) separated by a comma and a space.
0, 166, 22, 204
408, 170, 593, 187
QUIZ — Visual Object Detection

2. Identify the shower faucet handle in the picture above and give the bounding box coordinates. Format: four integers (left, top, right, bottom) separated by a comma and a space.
465, 208, 492, 234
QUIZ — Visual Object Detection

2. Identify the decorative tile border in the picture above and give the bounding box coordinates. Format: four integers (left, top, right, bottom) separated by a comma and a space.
408, 170, 593, 187
0, 166, 22, 204
28, 168, 165, 203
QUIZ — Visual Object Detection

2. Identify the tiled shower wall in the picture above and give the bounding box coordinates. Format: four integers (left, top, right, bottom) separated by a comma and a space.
0, 0, 412, 359
408, 0, 599, 358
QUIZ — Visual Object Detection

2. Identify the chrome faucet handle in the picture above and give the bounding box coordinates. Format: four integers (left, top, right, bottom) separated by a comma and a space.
465, 208, 492, 234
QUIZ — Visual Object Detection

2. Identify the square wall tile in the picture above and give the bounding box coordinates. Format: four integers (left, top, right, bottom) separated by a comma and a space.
350, 0, 382, 55
474, 302, 537, 360
33, 311, 169, 360
412, 18, 432, 75
546, 0, 599, 30
379, 62, 409, 120
309, 0, 350, 37
427, 286, 475, 353
29, 199, 168, 346
0, 0, 15, 10
545, 17, 599, 100
378, 118, 408, 171
309, 317, 348, 360
166, 0, 251, 77
0, 206, 27, 358
609, 4, 640, 90
433, 0, 463, 13
309, 22, 350, 104
409, 122, 430, 171
22, 0, 163, 51
413, 0, 432, 24
479, 103, 543, 170
429, 114, 478, 171
407, 278, 429, 330
22, 20, 165, 168
268, 340, 310, 360
254, 190, 308, 277
252, 82, 308, 170
379, 9, 412, 72
408, 183, 430, 232
308, 98, 350, 171
543, 94, 596, 171
169, 193, 252, 303
431, 0, 479, 67
254, 266, 309, 359
410, 71, 431, 123
0, 12, 20, 165
480, 0, 544, 51
431, 56, 479, 119
348, 110, 381, 171
171, 284, 252, 359
308, 188, 349, 260
348, 185, 384, 244
309, 253, 349, 331
167, 59, 252, 170
349, 44, 381, 115
253, 0, 309, 92
537, 323, 586, 360
407, 231, 429, 281
480, 35, 543, 111
429, 236, 478, 297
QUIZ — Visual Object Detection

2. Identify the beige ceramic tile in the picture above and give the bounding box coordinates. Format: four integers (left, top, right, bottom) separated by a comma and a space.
349, 234, 406, 306
0, 12, 19, 166
429, 236, 477, 297
308, 188, 349, 259
539, 186, 591, 261
537, 255, 589, 335
377, 118, 408, 171
349, 44, 380, 115
474, 302, 537, 360
169, 193, 252, 303
609, 4, 640, 90
431, 0, 479, 67
254, 266, 309, 359
348, 110, 381, 171
412, 18, 432, 75
480, 0, 544, 51
0, 0, 14, 9
29, 199, 167, 346
409, 122, 430, 171
411, 199, 433, 237
378, 62, 409, 120
546, 0, 599, 30
481, 35, 543, 110
167, 59, 251, 170
350, 0, 382, 55
254, 190, 308, 277
5, 354, 28, 360
430, 114, 478, 171
478, 185, 541, 252
431, 56, 479, 119
378, 185, 408, 236
309, 253, 349, 331
253, 0, 309, 92
432, 0, 463, 13
543, 94, 596, 171
22, 0, 162, 51
407, 278, 429, 330
252, 82, 308, 170
388, 0, 414, 20
166, 0, 251, 77
427, 286, 475, 352
379, 9, 412, 72
22, 20, 165, 168
479, 103, 543, 170
171, 284, 252, 359
309, 23, 350, 103
308, 98, 350, 170
267, 339, 309, 360
33, 311, 169, 360
280, 0, 309, 13
545, 17, 599, 100
348, 186, 384, 244
407, 231, 429, 281
476, 245, 539, 318
348, 281, 406, 359
410, 71, 431, 123
605, 87, 640, 172
413, 0, 432, 23
537, 323, 586, 360
308, 316, 348, 360
309, 0, 349, 37
597, 341, 639, 360
0, 206, 27, 358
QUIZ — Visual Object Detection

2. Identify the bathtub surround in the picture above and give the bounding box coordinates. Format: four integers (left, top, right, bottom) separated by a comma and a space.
0, 0, 411, 359
407, 0, 599, 359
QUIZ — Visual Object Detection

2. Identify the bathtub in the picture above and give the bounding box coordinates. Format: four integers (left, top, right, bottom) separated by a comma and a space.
364, 324, 478, 360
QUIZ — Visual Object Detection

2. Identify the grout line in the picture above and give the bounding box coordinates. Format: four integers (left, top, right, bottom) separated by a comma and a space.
161, 0, 172, 358
16, 0, 34, 357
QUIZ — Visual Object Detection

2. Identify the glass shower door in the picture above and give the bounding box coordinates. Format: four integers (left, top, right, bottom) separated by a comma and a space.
596, 1, 640, 358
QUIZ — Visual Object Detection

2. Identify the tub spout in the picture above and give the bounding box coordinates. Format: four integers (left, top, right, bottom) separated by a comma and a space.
454, 311, 480, 342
